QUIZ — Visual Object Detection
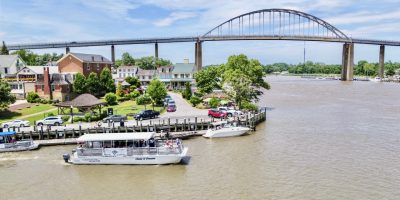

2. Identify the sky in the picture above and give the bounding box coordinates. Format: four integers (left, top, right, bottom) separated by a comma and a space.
0, 0, 400, 65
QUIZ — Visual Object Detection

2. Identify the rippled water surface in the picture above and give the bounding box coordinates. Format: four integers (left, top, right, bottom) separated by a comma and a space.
1, 76, 400, 200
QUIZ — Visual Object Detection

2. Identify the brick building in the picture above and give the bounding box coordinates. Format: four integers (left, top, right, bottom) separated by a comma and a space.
57, 52, 112, 77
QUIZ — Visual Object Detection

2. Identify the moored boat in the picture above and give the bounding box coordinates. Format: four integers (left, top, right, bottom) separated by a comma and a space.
0, 131, 39, 152
203, 122, 251, 138
63, 132, 188, 165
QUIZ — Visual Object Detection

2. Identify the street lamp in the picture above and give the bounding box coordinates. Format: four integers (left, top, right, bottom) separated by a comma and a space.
70, 105, 74, 124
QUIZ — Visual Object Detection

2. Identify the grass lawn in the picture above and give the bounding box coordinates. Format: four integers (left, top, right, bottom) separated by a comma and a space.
104, 100, 164, 118
0, 104, 56, 124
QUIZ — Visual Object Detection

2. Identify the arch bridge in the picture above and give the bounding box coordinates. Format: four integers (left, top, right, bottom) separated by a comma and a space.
7, 9, 400, 81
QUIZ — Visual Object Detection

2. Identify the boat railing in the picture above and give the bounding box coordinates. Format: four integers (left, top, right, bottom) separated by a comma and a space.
77, 146, 183, 157
1, 140, 33, 148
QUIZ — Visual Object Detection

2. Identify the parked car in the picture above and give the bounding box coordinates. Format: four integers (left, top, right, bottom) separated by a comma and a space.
208, 109, 228, 118
102, 115, 127, 123
164, 97, 172, 106
218, 107, 243, 117
1, 119, 30, 128
167, 105, 176, 112
36, 116, 63, 126
134, 110, 160, 120
167, 100, 176, 106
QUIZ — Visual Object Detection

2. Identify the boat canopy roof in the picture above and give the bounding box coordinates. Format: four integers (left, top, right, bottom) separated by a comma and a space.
77, 132, 155, 142
0, 131, 16, 136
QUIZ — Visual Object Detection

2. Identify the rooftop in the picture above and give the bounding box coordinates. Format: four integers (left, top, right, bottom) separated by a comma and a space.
58, 52, 112, 64
173, 63, 196, 73
55, 93, 105, 108
0, 55, 20, 68
77, 132, 155, 142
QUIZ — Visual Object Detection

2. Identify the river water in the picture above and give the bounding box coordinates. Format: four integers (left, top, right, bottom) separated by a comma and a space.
1, 76, 399, 200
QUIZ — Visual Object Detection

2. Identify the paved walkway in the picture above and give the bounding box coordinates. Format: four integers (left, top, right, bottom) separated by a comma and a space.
161, 92, 208, 118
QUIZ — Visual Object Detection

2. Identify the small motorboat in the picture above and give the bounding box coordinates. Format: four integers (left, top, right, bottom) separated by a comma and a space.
0, 131, 39, 153
203, 122, 251, 138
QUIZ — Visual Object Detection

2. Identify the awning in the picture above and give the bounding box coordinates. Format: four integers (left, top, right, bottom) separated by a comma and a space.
77, 132, 155, 142
0, 131, 16, 136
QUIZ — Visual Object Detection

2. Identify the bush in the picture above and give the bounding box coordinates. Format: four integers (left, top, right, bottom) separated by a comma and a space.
47, 113, 55, 117
209, 97, 220, 108
189, 96, 201, 107
128, 90, 140, 100
40, 99, 48, 104
240, 101, 258, 111
73, 116, 84, 122
61, 115, 70, 122
26, 92, 40, 103
105, 93, 117, 105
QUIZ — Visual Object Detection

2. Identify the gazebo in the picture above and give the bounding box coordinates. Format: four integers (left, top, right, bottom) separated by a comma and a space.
55, 93, 106, 116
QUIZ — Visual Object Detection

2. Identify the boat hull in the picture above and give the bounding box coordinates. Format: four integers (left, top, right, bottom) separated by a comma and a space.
0, 143, 39, 153
203, 127, 251, 138
69, 147, 188, 165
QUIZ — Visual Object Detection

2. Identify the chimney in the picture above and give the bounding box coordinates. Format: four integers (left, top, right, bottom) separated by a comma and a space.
43, 67, 51, 98
183, 59, 189, 64
101, 57, 104, 61
92, 56, 95, 62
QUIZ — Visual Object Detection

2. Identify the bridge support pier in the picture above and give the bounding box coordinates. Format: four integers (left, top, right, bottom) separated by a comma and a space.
341, 43, 354, 81
195, 41, 202, 71
155, 43, 159, 60
379, 45, 385, 80
66, 47, 70, 54
111, 45, 115, 64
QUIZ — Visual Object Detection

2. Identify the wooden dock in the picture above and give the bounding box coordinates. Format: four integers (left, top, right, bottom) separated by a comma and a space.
10, 110, 266, 143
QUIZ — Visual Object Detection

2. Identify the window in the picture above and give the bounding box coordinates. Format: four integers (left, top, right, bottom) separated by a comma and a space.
123, 69, 126, 72
97, 63, 100, 71
119, 69, 122, 72
4, 68, 8, 74
127, 69, 130, 72
41, 85, 44, 91
142, 76, 145, 79
180, 74, 184, 78
119, 74, 122, 78
86, 63, 90, 71
149, 76, 152, 79
19, 84, 23, 89
51, 85, 55, 91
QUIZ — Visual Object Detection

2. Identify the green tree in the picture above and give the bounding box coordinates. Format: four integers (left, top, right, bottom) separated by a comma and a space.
73, 73, 87, 94
0, 80, 16, 111
86, 72, 100, 95
136, 94, 152, 110
146, 79, 167, 107
121, 52, 135, 66
183, 82, 192, 99
125, 76, 140, 88
209, 97, 220, 108
105, 93, 117, 105
189, 96, 201, 107
0, 41, 9, 55
11, 49, 37, 65
221, 54, 270, 107
136, 56, 155, 69
155, 58, 172, 67
100, 68, 115, 93
194, 66, 222, 94
386, 68, 395, 76
26, 92, 40, 103
116, 83, 124, 97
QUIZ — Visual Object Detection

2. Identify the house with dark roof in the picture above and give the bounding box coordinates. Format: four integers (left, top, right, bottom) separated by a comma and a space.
35, 67, 74, 101
57, 52, 112, 77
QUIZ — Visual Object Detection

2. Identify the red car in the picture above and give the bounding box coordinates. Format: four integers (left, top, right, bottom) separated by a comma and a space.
208, 109, 227, 118
167, 105, 176, 112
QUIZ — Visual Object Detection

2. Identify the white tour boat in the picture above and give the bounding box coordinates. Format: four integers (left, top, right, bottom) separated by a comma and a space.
63, 132, 188, 165
203, 122, 251, 138
0, 131, 39, 153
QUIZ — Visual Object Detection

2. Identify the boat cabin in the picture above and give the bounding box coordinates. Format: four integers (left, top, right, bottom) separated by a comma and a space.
0, 132, 17, 147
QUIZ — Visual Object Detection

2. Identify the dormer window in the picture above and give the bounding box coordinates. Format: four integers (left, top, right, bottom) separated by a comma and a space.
86, 63, 90, 71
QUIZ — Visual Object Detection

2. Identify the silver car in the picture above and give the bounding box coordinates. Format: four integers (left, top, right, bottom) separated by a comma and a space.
36, 116, 63, 126
1, 119, 30, 128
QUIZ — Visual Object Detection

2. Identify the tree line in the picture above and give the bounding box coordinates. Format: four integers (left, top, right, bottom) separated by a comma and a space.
73, 68, 115, 96
115, 52, 172, 69
264, 61, 400, 76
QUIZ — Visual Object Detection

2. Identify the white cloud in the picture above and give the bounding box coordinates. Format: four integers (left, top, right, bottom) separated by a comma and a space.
153, 11, 197, 27
326, 11, 400, 25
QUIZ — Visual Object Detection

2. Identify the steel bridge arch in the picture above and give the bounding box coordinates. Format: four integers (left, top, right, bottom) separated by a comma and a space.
201, 9, 350, 42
